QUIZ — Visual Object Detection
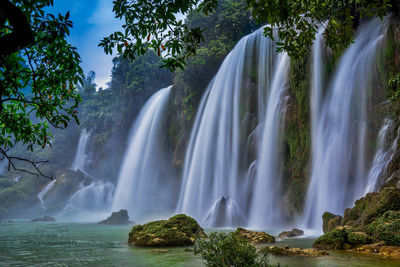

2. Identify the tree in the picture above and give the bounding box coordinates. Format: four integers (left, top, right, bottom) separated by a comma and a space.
102, 0, 397, 70
0, 0, 83, 179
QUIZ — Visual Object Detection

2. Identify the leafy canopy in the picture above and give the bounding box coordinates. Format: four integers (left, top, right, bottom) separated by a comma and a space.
102, 0, 393, 71
0, 0, 83, 178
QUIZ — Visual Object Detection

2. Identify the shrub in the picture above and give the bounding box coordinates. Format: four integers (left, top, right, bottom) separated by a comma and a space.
194, 232, 274, 267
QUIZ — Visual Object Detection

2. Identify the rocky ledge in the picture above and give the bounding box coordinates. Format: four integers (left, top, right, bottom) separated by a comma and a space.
234, 227, 275, 243
98, 209, 132, 225
313, 186, 400, 257
263, 245, 328, 257
128, 214, 205, 247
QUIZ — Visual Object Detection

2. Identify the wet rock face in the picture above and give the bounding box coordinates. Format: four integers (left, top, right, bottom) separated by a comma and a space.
128, 214, 204, 247
234, 227, 275, 243
278, 228, 304, 238
98, 209, 131, 225
31, 216, 56, 222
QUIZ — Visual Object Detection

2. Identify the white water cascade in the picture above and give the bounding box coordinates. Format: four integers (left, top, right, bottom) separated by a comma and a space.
364, 119, 393, 194
72, 129, 91, 173
176, 28, 290, 228
303, 19, 387, 230
37, 179, 57, 210
112, 86, 174, 221
62, 180, 115, 221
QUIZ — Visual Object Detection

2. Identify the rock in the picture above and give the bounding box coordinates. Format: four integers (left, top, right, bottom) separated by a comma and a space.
128, 214, 204, 247
262, 246, 329, 257
322, 212, 342, 233
313, 227, 349, 250
31, 215, 56, 222
278, 228, 304, 238
8, 220, 12, 222
98, 209, 132, 225
352, 242, 400, 259
234, 227, 275, 243
365, 210, 400, 246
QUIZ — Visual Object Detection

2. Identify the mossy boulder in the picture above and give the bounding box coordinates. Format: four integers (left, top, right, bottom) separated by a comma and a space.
322, 212, 342, 233
128, 214, 204, 247
278, 228, 304, 238
98, 209, 132, 225
366, 211, 400, 246
234, 227, 275, 243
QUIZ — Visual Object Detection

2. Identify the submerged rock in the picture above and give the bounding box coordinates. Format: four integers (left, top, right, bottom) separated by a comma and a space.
31, 215, 56, 222
234, 227, 275, 243
263, 246, 328, 257
98, 209, 132, 225
128, 214, 204, 247
278, 228, 304, 238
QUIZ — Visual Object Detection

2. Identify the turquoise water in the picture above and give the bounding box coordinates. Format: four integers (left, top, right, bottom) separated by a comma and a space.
1, 221, 400, 266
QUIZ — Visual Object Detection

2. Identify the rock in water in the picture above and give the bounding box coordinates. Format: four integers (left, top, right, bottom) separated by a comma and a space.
278, 228, 304, 238
263, 246, 328, 256
98, 209, 131, 225
128, 214, 204, 247
31, 216, 56, 222
234, 227, 275, 243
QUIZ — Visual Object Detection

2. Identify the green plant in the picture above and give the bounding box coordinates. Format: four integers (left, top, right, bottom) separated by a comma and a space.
194, 232, 273, 267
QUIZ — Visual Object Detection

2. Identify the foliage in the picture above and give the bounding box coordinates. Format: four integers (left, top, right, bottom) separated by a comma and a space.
0, 0, 83, 178
247, 0, 390, 57
194, 232, 272, 267
100, 0, 219, 71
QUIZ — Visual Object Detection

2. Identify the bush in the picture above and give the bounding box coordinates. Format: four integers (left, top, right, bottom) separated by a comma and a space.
194, 232, 274, 267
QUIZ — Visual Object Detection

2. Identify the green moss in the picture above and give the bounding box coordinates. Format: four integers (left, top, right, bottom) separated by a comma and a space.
313, 228, 348, 250
128, 214, 204, 247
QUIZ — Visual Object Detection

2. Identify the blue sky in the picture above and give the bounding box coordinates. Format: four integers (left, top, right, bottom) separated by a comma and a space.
47, 0, 122, 88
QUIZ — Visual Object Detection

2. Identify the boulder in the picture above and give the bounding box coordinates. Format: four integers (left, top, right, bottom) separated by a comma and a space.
98, 209, 132, 225
278, 228, 304, 238
128, 214, 204, 247
31, 215, 56, 222
234, 227, 275, 243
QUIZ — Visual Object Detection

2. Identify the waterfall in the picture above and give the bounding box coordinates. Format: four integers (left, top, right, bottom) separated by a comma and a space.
37, 179, 57, 210
176, 28, 289, 228
112, 86, 174, 221
303, 19, 386, 230
72, 129, 91, 173
364, 119, 393, 194
62, 180, 115, 221
249, 53, 290, 228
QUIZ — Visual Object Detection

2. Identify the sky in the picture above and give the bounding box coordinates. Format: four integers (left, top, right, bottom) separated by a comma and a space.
47, 0, 122, 88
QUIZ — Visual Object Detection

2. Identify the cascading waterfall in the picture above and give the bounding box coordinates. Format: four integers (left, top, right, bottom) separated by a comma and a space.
176, 28, 289, 228
364, 119, 393, 194
112, 86, 175, 221
37, 179, 57, 210
72, 129, 91, 173
62, 180, 115, 221
303, 19, 387, 230
248, 53, 289, 228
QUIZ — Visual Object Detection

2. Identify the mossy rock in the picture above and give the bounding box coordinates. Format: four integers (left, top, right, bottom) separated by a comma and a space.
278, 228, 304, 238
366, 211, 400, 246
322, 212, 342, 233
128, 214, 204, 247
234, 227, 275, 243
313, 227, 349, 250
342, 187, 400, 227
